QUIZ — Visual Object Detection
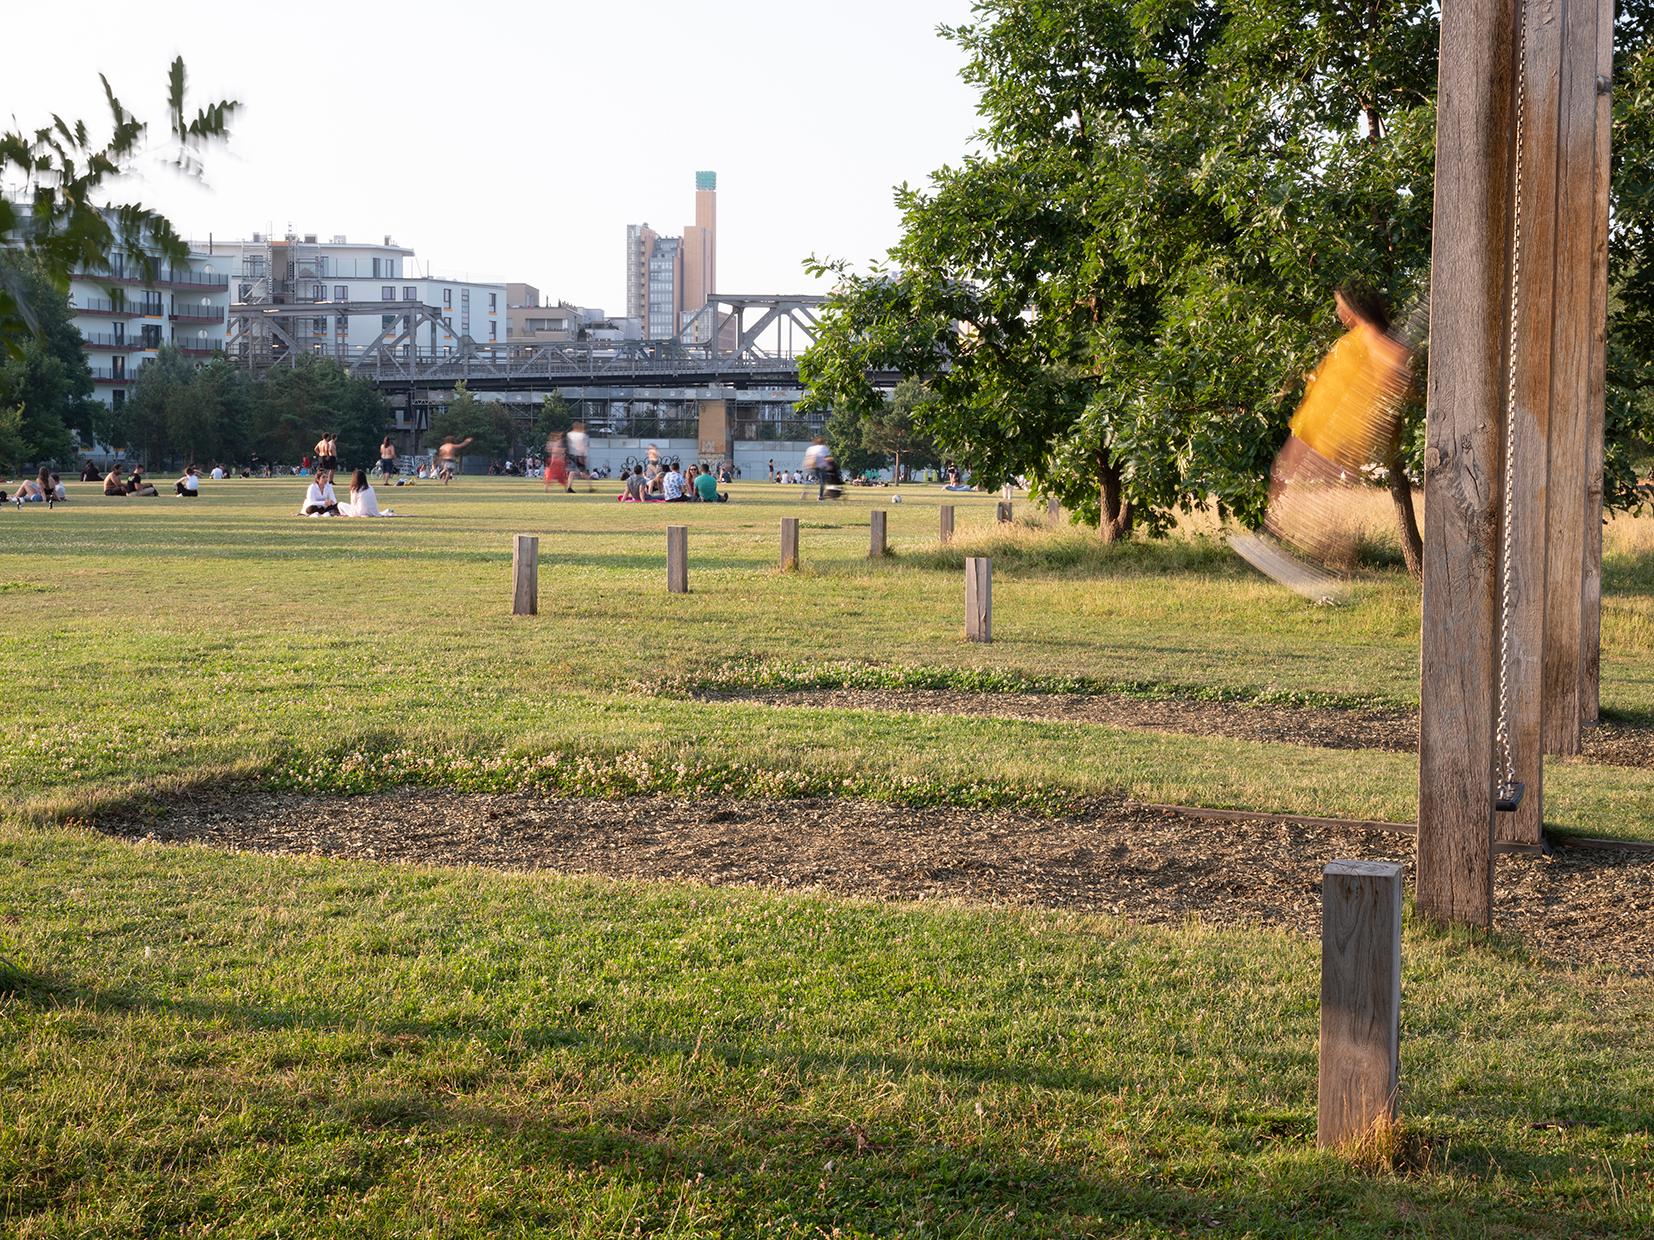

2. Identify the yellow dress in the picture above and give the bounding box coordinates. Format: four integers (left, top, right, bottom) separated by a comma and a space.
1288, 324, 1405, 469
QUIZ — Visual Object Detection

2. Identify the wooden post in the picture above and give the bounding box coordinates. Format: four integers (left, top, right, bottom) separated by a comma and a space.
1580, 0, 1615, 729
666, 525, 688, 594
1417, 0, 1512, 928
1318, 860, 1403, 1149
1542, 0, 1604, 758
1496, 0, 1566, 849
939, 505, 955, 544
965, 557, 991, 643
780, 516, 800, 572
511, 534, 538, 616
996, 501, 1013, 524
869, 510, 887, 558
1046, 496, 1061, 524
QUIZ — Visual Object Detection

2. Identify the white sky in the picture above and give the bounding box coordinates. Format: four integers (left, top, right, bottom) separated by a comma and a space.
1, 0, 983, 311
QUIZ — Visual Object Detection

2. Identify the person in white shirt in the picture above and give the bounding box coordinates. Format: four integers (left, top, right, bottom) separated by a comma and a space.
174, 466, 201, 498
338, 469, 386, 517
661, 463, 689, 502
565, 421, 592, 492
210, 465, 225, 481
300, 470, 340, 516
802, 438, 830, 500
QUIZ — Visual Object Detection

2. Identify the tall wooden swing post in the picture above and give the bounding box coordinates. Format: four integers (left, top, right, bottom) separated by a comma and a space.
1417, 0, 1517, 927
1419, 0, 1610, 918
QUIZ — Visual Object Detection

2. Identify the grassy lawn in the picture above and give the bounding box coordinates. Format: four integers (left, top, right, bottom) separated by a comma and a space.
0, 478, 1649, 837
4, 825, 1654, 1237
3, 478, 1653, 1235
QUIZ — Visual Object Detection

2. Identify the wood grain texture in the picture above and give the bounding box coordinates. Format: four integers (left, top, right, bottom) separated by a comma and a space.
511, 534, 538, 617
1047, 496, 1062, 524
1579, 0, 1615, 728
780, 517, 800, 572
1498, 0, 1565, 847
996, 501, 1014, 525
869, 510, 888, 559
1417, 0, 1512, 927
939, 505, 955, 544
1542, 0, 1604, 756
965, 557, 992, 643
1318, 860, 1403, 1148
666, 525, 689, 594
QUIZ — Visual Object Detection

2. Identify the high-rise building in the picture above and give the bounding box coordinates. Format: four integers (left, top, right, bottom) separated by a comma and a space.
624, 171, 717, 341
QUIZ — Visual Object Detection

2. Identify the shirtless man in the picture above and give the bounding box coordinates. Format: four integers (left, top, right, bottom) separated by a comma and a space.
434, 436, 474, 484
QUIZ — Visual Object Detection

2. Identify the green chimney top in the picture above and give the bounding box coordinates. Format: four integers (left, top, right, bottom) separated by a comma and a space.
696, 171, 717, 192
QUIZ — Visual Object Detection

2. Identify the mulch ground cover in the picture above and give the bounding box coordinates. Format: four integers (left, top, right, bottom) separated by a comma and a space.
699, 688, 1654, 768
99, 789, 1654, 974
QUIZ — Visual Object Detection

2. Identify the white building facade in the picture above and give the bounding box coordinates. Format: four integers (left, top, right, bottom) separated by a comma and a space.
203, 233, 506, 357
67, 251, 232, 411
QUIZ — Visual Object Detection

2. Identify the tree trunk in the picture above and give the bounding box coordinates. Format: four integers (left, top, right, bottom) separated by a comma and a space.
1098, 451, 1133, 543
1387, 457, 1423, 578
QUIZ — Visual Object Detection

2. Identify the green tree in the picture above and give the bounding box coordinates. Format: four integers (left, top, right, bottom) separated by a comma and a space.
535, 391, 574, 446
247, 357, 388, 468
123, 350, 251, 467
1, 59, 237, 353
428, 381, 512, 460
862, 377, 938, 482
801, 1, 1654, 549
0, 254, 100, 465
0, 405, 25, 475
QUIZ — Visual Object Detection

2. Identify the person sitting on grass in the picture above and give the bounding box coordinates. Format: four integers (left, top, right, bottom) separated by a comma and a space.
338, 469, 388, 517
661, 461, 690, 502
300, 470, 340, 516
126, 466, 158, 497
80, 459, 100, 482
103, 465, 127, 496
693, 464, 727, 503
621, 463, 648, 502
175, 465, 201, 498
12, 468, 50, 507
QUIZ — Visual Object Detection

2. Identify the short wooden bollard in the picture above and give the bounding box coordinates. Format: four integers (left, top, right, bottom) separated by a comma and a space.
511, 534, 538, 616
780, 517, 800, 571
939, 505, 955, 544
1047, 496, 1061, 524
1318, 860, 1403, 1149
965, 557, 992, 643
666, 525, 689, 594
869, 510, 888, 558
996, 501, 1013, 524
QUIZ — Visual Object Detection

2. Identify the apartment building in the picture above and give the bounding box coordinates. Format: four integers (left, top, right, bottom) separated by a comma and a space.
624, 171, 718, 341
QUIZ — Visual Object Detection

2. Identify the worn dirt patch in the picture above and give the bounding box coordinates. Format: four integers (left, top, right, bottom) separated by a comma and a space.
698, 689, 1654, 768
99, 790, 1654, 973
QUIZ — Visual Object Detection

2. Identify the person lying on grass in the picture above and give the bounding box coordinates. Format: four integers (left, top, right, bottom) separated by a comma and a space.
300, 470, 340, 516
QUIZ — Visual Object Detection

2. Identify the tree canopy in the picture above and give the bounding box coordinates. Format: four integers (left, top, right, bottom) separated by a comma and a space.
798, 0, 1654, 544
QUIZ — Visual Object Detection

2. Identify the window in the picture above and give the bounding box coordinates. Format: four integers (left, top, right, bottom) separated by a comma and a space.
488, 292, 497, 309
312, 283, 325, 301
381, 286, 395, 301
372, 258, 382, 278
112, 321, 125, 345
442, 288, 452, 307
112, 356, 125, 379
403, 287, 416, 301
488, 322, 496, 341
111, 389, 125, 409
314, 318, 328, 333
141, 324, 161, 349
382, 315, 396, 330
334, 285, 347, 301
238, 283, 252, 301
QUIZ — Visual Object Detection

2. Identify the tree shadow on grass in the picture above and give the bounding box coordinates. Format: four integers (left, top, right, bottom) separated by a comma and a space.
8, 974, 1645, 1235
8, 976, 1606, 1236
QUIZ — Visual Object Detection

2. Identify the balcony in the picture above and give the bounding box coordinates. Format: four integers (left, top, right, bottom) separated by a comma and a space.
80, 333, 135, 350
73, 298, 141, 317
176, 343, 221, 357
161, 271, 230, 291
89, 369, 135, 384
170, 307, 225, 324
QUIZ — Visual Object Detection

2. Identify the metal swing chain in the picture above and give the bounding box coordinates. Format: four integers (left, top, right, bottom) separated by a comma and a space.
1495, 0, 1529, 804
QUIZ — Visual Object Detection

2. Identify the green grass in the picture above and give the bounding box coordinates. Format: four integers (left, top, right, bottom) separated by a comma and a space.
0, 479, 1649, 837
4, 824, 1654, 1237
4, 479, 1654, 1234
